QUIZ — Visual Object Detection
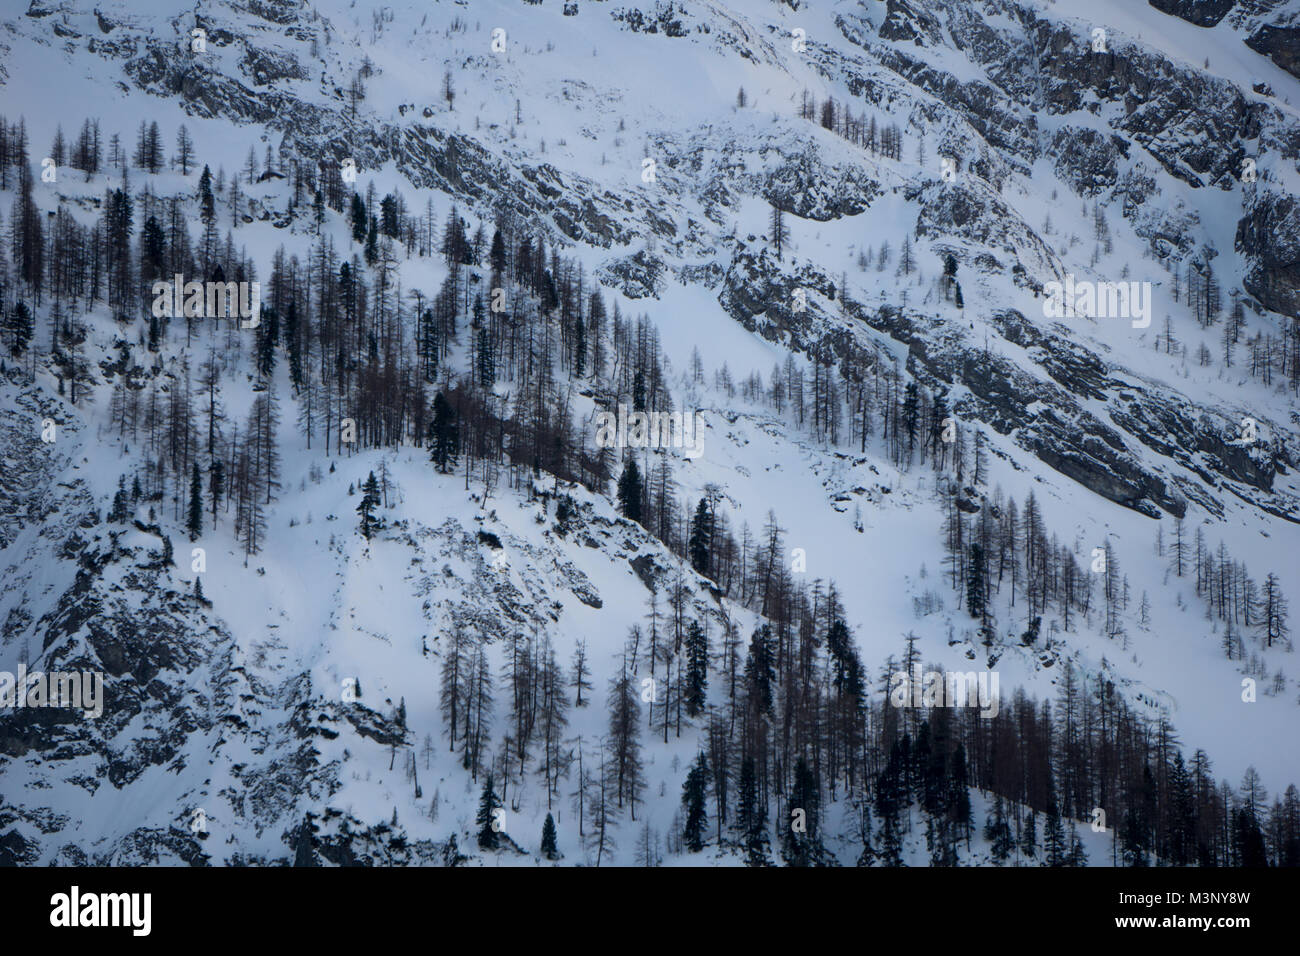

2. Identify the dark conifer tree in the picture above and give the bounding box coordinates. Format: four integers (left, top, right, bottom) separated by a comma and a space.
6, 302, 32, 357
743, 625, 775, 715
737, 755, 769, 866
985, 796, 1014, 864
357, 470, 380, 540
187, 462, 203, 541
540, 812, 559, 860
489, 228, 506, 275
688, 498, 713, 577
966, 542, 985, 620
365, 215, 379, 265
1021, 810, 1038, 860
1044, 805, 1067, 866
428, 392, 459, 473
616, 458, 644, 524
682, 751, 709, 852
476, 773, 502, 850
209, 459, 224, 528
783, 757, 825, 866
350, 194, 367, 244
684, 620, 709, 718
1121, 809, 1147, 867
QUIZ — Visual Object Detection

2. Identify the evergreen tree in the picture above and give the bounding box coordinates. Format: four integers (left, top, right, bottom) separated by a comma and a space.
1021, 810, 1038, 859
540, 812, 559, 860
1044, 804, 1068, 866
209, 460, 224, 528
688, 497, 713, 577
966, 542, 986, 620
476, 773, 503, 850
573, 311, 586, 377
684, 620, 709, 717
737, 755, 769, 866
198, 165, 215, 223
186, 462, 203, 541
682, 751, 709, 852
255, 306, 278, 378
476, 325, 494, 388
985, 797, 1014, 864
632, 369, 647, 413
350, 194, 367, 244
744, 625, 775, 715
140, 216, 166, 285
108, 476, 130, 523
365, 215, 379, 265
357, 471, 381, 541
1121, 809, 1147, 867
6, 302, 32, 357
1067, 821, 1088, 867
617, 458, 644, 523
877, 813, 904, 867
489, 228, 507, 274
783, 758, 826, 866
428, 393, 459, 473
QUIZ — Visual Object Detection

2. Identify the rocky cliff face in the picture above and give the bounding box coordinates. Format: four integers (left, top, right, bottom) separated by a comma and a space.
2, 0, 1298, 865
1237, 190, 1300, 317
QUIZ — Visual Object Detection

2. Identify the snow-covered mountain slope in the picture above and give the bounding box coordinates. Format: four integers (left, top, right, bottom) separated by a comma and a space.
0, 0, 1298, 866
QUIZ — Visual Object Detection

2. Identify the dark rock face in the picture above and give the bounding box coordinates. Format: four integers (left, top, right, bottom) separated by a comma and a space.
1246, 24, 1300, 80
836, 13, 1038, 168
879, 0, 944, 46
240, 45, 306, 86
612, 5, 689, 37
1048, 127, 1120, 197
1030, 23, 1261, 189
717, 246, 1296, 521
912, 182, 1059, 284
1148, 0, 1236, 28
0, 380, 71, 551
395, 128, 634, 249
597, 249, 665, 300
764, 150, 880, 221
1236, 191, 1300, 317
898, 0, 1299, 198
0, 490, 410, 863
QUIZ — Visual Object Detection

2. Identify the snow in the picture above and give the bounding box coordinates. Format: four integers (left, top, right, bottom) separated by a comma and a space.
0, 0, 1297, 865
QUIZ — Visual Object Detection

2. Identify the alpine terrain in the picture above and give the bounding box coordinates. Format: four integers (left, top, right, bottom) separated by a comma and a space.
0, 0, 1298, 868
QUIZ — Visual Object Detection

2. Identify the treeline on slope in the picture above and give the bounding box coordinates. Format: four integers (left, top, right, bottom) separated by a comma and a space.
0, 111, 684, 561
438, 553, 1299, 865
2, 111, 1295, 865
